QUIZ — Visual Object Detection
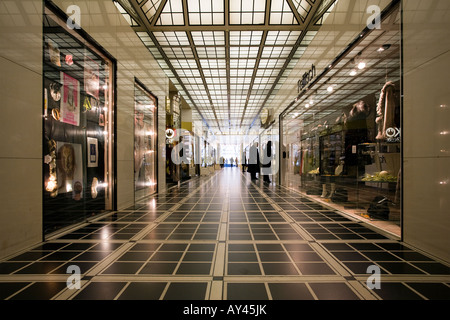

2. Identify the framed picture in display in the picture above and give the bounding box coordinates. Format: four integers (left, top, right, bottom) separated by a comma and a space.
60, 72, 80, 126
87, 137, 98, 168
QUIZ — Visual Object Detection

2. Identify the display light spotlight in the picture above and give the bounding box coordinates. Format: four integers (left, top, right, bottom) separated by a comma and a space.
377, 44, 391, 53
353, 51, 366, 70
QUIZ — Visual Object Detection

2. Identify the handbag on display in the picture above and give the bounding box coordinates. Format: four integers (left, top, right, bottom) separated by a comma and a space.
367, 196, 390, 220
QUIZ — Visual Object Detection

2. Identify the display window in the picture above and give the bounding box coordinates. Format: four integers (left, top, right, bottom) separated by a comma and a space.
134, 80, 158, 200
180, 130, 195, 179
43, 2, 116, 235
280, 2, 401, 236
165, 93, 181, 185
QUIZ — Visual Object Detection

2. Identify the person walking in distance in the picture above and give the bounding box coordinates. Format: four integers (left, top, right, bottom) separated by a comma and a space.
248, 142, 260, 180
262, 140, 272, 183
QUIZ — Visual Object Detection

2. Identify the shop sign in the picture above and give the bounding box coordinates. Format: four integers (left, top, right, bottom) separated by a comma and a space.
297, 64, 316, 93
166, 128, 175, 139
367, 5, 381, 30
66, 5, 81, 29
166, 128, 175, 144
386, 127, 401, 143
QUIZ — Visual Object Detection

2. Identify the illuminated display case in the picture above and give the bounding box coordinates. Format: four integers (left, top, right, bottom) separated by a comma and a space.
280, 2, 402, 232
42, 2, 116, 235
134, 79, 158, 200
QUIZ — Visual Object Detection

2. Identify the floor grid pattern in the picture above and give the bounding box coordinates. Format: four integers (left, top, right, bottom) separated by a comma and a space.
1, 168, 449, 300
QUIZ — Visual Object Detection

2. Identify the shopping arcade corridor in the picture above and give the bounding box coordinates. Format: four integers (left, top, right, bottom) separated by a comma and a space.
0, 167, 449, 300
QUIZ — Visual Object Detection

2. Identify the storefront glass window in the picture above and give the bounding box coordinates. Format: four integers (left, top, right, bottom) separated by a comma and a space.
134, 80, 158, 200
280, 2, 402, 236
43, 3, 115, 235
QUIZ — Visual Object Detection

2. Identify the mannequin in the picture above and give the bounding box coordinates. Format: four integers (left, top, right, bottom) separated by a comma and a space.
321, 160, 344, 198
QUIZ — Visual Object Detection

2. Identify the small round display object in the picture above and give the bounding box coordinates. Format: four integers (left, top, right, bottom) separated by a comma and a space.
91, 177, 98, 199
52, 108, 60, 121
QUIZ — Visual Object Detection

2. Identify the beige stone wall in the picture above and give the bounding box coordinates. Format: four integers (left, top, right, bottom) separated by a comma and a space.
403, 0, 450, 263
0, 0, 168, 259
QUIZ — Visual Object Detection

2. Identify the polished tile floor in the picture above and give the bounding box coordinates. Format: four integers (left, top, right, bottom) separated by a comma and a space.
1, 168, 449, 300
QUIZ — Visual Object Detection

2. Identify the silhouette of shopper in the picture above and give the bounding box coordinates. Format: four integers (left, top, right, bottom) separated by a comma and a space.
262, 141, 272, 183
248, 143, 260, 180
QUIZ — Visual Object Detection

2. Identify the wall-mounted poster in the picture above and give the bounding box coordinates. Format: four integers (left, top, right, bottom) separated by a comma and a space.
84, 56, 100, 99
60, 72, 80, 126
87, 137, 98, 168
56, 142, 83, 198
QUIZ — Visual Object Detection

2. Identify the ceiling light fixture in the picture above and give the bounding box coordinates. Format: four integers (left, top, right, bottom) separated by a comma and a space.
377, 44, 391, 53
350, 69, 357, 76
324, 80, 333, 93
353, 52, 366, 70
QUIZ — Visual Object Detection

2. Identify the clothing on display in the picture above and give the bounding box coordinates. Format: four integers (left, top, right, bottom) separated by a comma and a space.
376, 81, 397, 140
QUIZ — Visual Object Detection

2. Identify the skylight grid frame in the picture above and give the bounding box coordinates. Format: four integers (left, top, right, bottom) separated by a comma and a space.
270, 0, 298, 25
187, 0, 225, 25
229, 31, 264, 45
142, 0, 163, 21
203, 69, 227, 77
196, 47, 227, 59
230, 69, 254, 77
229, 46, 259, 59
191, 30, 226, 45
114, 0, 141, 26
156, 0, 184, 25
312, 0, 336, 25
229, 59, 257, 69
261, 46, 293, 59
265, 30, 302, 45
291, 0, 313, 22
171, 59, 198, 68
123, 0, 327, 134
199, 59, 227, 69
258, 58, 285, 69
229, 0, 266, 25
153, 31, 190, 46
163, 46, 195, 59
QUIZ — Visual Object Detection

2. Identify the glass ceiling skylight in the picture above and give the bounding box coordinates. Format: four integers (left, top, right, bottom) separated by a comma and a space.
116, 0, 337, 134
188, 0, 225, 25
230, 0, 266, 25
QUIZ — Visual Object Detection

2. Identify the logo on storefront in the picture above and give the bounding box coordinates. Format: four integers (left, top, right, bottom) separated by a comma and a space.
165, 128, 175, 139
386, 127, 401, 143
297, 64, 316, 93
